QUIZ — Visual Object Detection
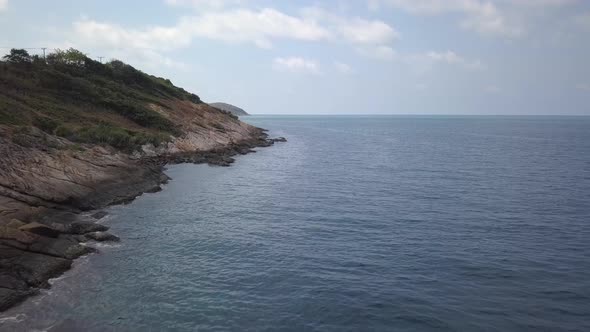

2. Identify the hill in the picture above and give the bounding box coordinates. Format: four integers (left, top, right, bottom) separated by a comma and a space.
0, 48, 283, 311
209, 102, 249, 116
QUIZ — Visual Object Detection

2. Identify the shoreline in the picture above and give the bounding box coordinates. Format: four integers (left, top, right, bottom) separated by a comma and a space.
0, 130, 286, 312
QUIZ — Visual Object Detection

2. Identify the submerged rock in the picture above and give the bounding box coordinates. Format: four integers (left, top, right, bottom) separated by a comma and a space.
85, 231, 120, 242
91, 211, 109, 220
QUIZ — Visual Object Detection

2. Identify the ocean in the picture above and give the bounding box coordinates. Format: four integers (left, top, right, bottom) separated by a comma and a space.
2, 115, 590, 331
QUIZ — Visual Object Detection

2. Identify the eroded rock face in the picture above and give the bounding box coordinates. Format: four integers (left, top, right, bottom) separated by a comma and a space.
0, 219, 26, 228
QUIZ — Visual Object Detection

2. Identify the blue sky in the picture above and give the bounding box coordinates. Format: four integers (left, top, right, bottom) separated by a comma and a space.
1, 0, 589, 115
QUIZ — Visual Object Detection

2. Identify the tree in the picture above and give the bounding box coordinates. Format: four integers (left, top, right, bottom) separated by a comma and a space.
46, 48, 88, 67
2, 49, 31, 63
63, 48, 87, 66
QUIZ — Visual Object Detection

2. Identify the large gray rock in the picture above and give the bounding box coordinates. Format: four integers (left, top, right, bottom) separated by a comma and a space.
39, 211, 109, 235
19, 222, 60, 238
27, 236, 96, 259
68, 222, 109, 235
0, 226, 95, 259
0, 245, 72, 287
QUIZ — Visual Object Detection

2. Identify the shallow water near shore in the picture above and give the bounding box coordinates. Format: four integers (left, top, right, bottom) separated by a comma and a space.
2, 115, 590, 331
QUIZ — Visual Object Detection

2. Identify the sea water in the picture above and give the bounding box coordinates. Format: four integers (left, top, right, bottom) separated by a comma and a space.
2, 116, 590, 331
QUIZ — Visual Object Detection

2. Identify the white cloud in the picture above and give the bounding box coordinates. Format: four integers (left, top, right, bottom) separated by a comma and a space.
73, 19, 192, 50
183, 8, 331, 48
405, 50, 484, 74
357, 45, 396, 60
372, 0, 523, 37
72, 9, 331, 53
69, 6, 399, 67
0, 0, 7, 11
165, 0, 245, 10
334, 61, 353, 74
273, 57, 320, 74
373, 0, 581, 38
425, 50, 484, 70
335, 18, 398, 45
301, 7, 398, 60
67, 9, 331, 67
73, 8, 390, 52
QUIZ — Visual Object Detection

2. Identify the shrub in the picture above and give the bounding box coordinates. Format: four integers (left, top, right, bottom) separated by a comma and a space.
69, 123, 170, 151
55, 125, 74, 138
33, 116, 60, 134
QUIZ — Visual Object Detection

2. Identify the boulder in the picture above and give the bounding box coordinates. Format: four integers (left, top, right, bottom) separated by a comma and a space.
91, 211, 108, 220
0, 226, 38, 245
0, 226, 95, 260
19, 222, 60, 238
28, 236, 97, 260
0, 245, 72, 287
85, 231, 120, 242
68, 222, 109, 235
40, 211, 109, 234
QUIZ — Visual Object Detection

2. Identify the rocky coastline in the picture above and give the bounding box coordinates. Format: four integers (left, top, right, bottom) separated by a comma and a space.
0, 48, 288, 312
0, 124, 286, 312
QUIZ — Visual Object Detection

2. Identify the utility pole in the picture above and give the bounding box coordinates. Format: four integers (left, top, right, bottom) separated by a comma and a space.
98, 56, 104, 63
41, 47, 47, 61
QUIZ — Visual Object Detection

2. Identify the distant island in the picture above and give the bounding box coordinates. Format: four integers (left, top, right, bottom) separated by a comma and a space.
0, 48, 284, 312
209, 102, 249, 116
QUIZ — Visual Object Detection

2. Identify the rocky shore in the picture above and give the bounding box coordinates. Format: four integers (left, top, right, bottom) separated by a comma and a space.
0, 118, 286, 312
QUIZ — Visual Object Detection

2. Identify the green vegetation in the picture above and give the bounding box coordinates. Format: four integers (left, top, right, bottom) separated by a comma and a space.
0, 48, 202, 150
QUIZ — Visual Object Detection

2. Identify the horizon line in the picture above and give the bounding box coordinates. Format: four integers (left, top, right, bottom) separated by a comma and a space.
245, 113, 590, 117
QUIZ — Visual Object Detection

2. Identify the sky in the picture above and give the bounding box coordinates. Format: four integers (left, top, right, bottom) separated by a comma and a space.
1, 0, 589, 115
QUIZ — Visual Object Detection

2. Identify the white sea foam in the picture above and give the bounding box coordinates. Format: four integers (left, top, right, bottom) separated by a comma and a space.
90, 242, 122, 249
0, 313, 26, 324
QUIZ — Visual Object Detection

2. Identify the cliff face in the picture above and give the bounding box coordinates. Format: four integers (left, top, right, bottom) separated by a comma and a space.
0, 86, 266, 222
0, 105, 264, 214
0, 50, 283, 311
